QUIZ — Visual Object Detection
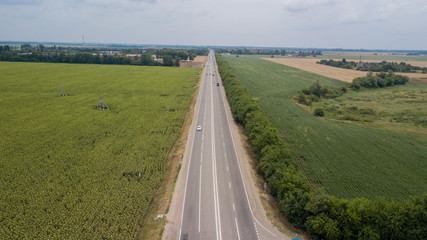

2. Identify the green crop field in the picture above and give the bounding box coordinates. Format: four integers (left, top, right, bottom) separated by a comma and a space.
223, 55, 427, 200
0, 62, 200, 238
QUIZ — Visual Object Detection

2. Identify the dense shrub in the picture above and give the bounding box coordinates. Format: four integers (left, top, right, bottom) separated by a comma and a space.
351, 71, 409, 90
216, 54, 427, 240
314, 108, 324, 117
296, 80, 346, 106
318, 59, 425, 73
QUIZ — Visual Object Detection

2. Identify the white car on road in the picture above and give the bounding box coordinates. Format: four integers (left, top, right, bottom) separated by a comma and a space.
196, 125, 202, 131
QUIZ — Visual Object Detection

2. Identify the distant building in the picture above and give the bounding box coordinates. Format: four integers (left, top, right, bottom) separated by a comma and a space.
126, 54, 140, 60
356, 62, 370, 69
101, 51, 121, 55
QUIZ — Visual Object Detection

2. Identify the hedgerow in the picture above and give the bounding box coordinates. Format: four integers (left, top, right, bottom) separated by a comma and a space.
216, 54, 427, 240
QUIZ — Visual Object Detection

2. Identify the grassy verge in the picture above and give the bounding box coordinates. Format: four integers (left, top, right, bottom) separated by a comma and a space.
139, 68, 201, 240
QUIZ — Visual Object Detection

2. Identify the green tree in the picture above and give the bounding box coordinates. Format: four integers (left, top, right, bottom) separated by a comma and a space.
314, 108, 324, 117
162, 55, 173, 66
21, 44, 32, 51
38, 44, 45, 52
139, 53, 153, 65
174, 56, 180, 67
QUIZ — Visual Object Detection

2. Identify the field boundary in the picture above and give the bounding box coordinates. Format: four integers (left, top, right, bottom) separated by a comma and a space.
138, 70, 203, 239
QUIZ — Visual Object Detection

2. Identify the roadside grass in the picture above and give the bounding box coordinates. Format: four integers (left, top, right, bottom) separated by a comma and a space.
0, 62, 200, 238
139, 71, 200, 240
223, 55, 427, 200
312, 83, 427, 133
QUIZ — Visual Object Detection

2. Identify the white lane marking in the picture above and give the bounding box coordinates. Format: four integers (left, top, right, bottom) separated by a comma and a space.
229, 182, 231, 189
227, 166, 229, 171
201, 139, 204, 163
218, 61, 277, 237
203, 103, 207, 124
235, 217, 241, 240
232, 203, 235, 211
178, 52, 208, 240
254, 222, 261, 240
211, 57, 222, 240
199, 165, 202, 232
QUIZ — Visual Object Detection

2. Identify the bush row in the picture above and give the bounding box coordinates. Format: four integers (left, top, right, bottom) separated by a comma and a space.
351, 72, 409, 90
216, 54, 427, 240
318, 59, 427, 73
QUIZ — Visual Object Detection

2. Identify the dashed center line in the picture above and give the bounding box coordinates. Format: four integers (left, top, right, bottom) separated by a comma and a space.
254, 222, 261, 240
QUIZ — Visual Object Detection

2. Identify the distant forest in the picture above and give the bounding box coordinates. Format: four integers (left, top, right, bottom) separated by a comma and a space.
0, 44, 208, 67
318, 59, 427, 73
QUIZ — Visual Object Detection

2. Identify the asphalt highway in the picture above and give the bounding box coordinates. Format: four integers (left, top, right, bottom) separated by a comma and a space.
177, 51, 281, 240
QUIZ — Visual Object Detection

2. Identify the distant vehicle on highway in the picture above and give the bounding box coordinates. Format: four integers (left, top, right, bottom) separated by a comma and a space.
217, 83, 219, 86
196, 125, 202, 131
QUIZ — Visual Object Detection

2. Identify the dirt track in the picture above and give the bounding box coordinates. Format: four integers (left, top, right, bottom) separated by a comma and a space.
263, 58, 427, 83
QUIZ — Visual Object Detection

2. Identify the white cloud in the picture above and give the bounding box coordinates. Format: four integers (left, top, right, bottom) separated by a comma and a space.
281, 0, 338, 12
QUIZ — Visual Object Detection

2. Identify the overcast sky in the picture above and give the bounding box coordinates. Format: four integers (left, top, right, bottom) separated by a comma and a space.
0, 0, 426, 50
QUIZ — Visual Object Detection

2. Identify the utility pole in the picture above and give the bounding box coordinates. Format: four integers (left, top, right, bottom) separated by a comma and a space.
163, 110, 165, 134
139, 147, 142, 177
59, 85, 67, 96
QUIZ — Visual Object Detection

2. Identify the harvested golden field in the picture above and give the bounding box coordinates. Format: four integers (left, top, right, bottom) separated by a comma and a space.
193, 55, 207, 62
179, 56, 207, 68
263, 58, 427, 83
